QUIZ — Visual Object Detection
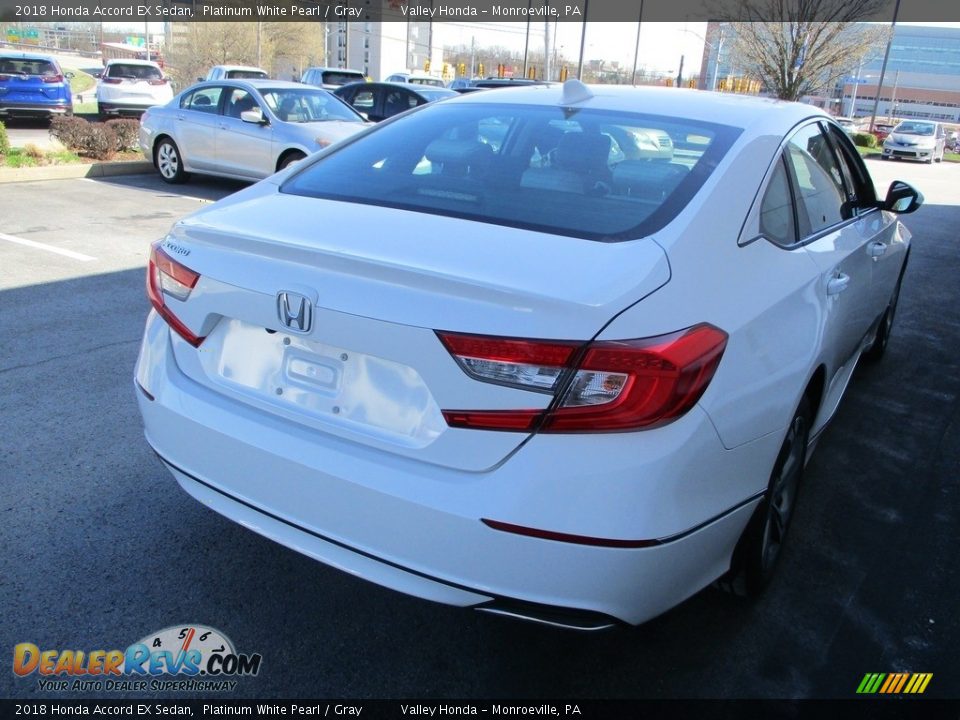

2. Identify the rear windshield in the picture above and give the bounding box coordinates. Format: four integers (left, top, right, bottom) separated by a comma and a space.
107, 64, 162, 80
227, 70, 269, 79
281, 103, 740, 241
0, 57, 58, 76
321, 71, 365, 86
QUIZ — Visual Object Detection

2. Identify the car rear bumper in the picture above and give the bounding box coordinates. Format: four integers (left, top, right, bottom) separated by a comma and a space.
0, 102, 71, 117
136, 311, 774, 627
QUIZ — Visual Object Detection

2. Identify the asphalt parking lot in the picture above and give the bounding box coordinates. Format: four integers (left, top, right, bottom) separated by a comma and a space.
1, 160, 958, 700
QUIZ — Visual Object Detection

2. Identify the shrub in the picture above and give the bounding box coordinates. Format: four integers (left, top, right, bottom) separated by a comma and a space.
21, 143, 46, 161
84, 124, 117, 160
0, 120, 9, 155
50, 115, 90, 150
104, 118, 140, 152
853, 131, 878, 148
49, 116, 117, 160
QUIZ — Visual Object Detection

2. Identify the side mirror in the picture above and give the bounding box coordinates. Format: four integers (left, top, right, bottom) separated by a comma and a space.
883, 181, 923, 214
64, 71, 75, 79
240, 107, 267, 125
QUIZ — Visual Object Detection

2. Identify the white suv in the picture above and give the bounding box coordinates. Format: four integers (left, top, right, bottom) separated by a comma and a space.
96, 59, 173, 118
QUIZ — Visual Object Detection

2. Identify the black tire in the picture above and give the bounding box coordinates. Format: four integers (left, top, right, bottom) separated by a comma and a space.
720, 396, 812, 597
863, 261, 906, 363
155, 138, 189, 184
278, 151, 306, 171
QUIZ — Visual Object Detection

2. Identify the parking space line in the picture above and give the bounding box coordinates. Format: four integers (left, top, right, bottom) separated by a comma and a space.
0, 232, 96, 262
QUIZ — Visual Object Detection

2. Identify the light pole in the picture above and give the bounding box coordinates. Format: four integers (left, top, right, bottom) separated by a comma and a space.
679, 25, 724, 91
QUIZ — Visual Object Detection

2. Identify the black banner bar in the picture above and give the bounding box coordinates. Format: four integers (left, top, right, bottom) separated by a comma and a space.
2, 700, 960, 720
2, 0, 960, 23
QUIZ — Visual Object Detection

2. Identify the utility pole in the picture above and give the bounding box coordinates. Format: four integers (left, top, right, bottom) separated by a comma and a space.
144, 22, 150, 61
869, 0, 901, 133
470, 35, 476, 78
676, 54, 684, 88
576, 0, 588, 81
889, 69, 900, 121
256, 22, 262, 67
631, 0, 644, 87
544, 19, 552, 82
522, 1, 531, 79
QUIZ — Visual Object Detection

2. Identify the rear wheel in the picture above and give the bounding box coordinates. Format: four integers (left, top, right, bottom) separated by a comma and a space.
863, 261, 906, 363
155, 138, 189, 184
720, 396, 812, 597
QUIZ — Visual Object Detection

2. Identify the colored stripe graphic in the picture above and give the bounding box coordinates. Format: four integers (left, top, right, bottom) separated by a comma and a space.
857, 673, 932, 694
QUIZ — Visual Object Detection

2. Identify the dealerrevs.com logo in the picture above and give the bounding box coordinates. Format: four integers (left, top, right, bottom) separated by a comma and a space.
13, 624, 262, 692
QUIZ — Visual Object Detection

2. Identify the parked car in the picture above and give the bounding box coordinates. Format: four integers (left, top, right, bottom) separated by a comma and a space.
881, 119, 947, 162
471, 78, 554, 89
334, 81, 457, 121
203, 65, 269, 81
300, 67, 366, 90
384, 72, 447, 88
0, 52, 73, 120
833, 116, 860, 136
138, 79, 368, 183
136, 80, 921, 629
96, 59, 173, 118
872, 122, 896, 143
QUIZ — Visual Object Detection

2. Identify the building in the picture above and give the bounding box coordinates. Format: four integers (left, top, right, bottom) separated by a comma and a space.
326, 21, 452, 81
699, 22, 960, 123
842, 24, 960, 123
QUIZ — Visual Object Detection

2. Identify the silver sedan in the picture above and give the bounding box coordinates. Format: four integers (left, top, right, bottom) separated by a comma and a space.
139, 79, 370, 183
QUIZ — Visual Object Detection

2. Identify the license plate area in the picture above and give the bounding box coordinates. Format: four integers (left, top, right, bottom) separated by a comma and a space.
196, 318, 445, 447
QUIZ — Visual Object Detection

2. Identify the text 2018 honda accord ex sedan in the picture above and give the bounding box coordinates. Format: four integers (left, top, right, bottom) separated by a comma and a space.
135, 81, 921, 630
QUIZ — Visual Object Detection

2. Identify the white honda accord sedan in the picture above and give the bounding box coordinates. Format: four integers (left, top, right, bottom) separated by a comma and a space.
135, 81, 921, 629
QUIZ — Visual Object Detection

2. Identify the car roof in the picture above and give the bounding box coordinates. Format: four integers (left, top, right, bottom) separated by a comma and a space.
192, 79, 325, 91
305, 67, 365, 73
452, 82, 828, 133
0, 51, 58, 61
213, 65, 267, 72
105, 58, 161, 67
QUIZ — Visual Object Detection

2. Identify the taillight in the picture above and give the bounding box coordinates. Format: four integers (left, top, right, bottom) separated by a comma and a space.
0, 74, 12, 81
42, 74, 64, 83
146, 241, 204, 347
438, 324, 727, 433
101, 77, 122, 85
148, 78, 168, 86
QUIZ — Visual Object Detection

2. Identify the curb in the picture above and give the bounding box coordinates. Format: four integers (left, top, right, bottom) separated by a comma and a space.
0, 160, 153, 184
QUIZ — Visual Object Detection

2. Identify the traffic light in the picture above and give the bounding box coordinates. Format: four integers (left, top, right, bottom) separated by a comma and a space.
497, 63, 505, 78
458, 62, 466, 77
478, 62, 485, 77
424, 60, 431, 73
559, 66, 568, 82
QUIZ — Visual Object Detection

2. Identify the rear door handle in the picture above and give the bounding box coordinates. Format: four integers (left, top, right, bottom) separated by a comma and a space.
867, 241, 887, 258
827, 273, 851, 295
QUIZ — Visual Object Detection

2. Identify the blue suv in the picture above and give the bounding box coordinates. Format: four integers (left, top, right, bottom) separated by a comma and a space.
0, 52, 73, 121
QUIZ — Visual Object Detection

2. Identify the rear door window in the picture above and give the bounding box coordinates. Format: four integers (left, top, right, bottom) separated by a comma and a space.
784, 123, 847, 237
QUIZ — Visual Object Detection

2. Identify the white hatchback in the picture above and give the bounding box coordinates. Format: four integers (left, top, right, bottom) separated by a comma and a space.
96, 59, 173, 117
135, 81, 922, 629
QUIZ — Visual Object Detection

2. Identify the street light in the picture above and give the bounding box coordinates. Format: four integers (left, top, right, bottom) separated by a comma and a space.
679, 25, 724, 91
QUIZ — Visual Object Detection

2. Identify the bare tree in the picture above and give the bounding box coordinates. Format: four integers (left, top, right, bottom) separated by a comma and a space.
165, 22, 324, 87
726, 0, 889, 101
